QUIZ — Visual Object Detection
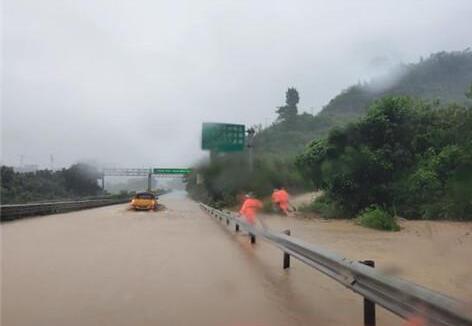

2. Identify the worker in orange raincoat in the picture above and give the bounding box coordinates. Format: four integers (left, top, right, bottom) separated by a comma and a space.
272, 186, 290, 215
239, 193, 263, 225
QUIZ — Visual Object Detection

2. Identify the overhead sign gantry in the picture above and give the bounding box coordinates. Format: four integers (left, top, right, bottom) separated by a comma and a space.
101, 168, 192, 190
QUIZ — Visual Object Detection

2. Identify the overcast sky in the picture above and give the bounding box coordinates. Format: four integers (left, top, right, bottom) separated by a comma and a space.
2, 0, 472, 169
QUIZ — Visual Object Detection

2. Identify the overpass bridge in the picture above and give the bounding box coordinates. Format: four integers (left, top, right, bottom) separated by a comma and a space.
2, 193, 471, 326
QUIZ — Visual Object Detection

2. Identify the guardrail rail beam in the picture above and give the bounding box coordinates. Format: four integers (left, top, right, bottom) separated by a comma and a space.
199, 202, 472, 326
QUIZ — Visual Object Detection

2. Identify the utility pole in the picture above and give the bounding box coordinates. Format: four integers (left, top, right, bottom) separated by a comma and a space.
246, 127, 256, 173
147, 173, 152, 191
50, 154, 54, 171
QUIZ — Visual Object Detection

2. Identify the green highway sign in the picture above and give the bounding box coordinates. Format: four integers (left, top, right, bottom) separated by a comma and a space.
201, 122, 245, 152
152, 168, 192, 175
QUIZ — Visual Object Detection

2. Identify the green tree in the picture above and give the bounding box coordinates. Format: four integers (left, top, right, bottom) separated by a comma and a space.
276, 87, 299, 123
63, 163, 101, 196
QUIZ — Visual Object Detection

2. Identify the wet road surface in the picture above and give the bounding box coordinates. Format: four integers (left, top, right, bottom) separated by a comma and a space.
2, 192, 470, 326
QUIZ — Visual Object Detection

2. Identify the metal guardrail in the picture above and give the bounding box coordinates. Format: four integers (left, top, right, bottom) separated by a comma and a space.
200, 203, 472, 326
1, 198, 130, 222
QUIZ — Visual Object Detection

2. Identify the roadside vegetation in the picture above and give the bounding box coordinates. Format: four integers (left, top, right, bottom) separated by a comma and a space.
187, 50, 472, 227
297, 96, 472, 221
298, 194, 345, 219
1, 163, 103, 204
186, 153, 310, 208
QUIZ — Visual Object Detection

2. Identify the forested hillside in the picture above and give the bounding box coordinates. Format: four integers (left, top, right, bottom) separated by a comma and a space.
255, 50, 472, 157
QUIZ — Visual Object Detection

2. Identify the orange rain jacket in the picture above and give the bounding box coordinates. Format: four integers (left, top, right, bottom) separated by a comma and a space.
239, 198, 263, 224
272, 189, 289, 214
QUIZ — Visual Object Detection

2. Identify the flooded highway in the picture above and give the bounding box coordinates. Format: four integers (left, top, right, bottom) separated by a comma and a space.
2, 192, 471, 326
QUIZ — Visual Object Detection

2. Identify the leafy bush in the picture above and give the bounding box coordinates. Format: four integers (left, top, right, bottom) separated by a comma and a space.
298, 195, 346, 218
358, 206, 400, 231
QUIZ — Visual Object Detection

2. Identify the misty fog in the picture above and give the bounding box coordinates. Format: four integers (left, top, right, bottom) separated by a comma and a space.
2, 0, 472, 169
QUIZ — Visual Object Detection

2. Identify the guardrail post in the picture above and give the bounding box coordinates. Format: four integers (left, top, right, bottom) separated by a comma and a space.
360, 260, 376, 326
283, 230, 291, 269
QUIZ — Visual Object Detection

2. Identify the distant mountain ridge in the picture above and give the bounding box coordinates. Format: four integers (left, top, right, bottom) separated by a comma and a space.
254, 50, 472, 157
318, 50, 472, 120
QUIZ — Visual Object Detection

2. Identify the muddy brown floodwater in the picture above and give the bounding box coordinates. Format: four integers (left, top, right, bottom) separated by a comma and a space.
2, 191, 471, 326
